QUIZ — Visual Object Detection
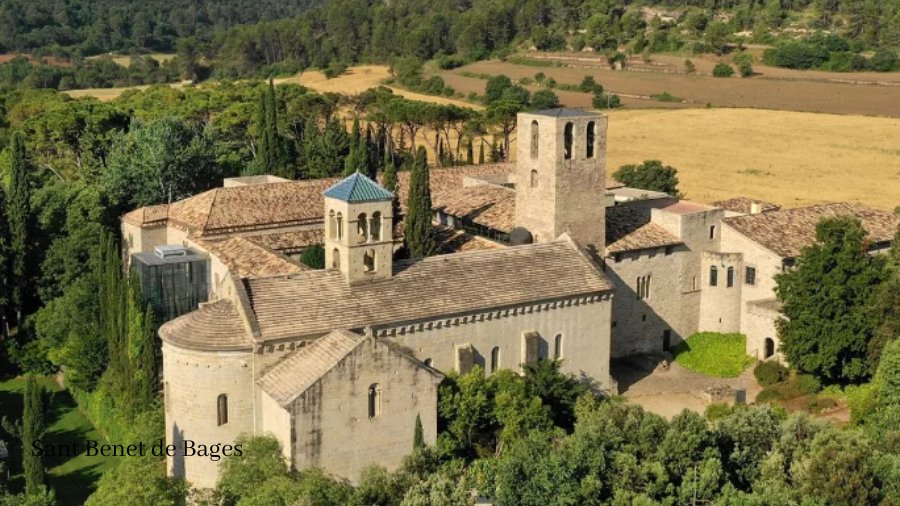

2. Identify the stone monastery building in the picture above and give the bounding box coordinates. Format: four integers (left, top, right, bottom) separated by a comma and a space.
121, 109, 899, 488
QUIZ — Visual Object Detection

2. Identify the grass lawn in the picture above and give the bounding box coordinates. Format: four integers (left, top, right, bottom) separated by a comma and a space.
0, 376, 117, 505
672, 332, 754, 378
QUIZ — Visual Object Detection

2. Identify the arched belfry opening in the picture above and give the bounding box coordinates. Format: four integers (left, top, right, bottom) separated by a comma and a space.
563, 122, 574, 160
586, 121, 595, 159
371, 211, 382, 241
357, 212, 369, 242
530, 120, 539, 159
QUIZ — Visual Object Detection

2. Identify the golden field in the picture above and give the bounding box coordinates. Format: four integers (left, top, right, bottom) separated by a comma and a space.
601, 108, 900, 210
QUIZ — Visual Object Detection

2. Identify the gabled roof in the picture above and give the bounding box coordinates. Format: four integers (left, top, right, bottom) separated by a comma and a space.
243, 236, 614, 341
257, 329, 365, 407
712, 197, 781, 215
257, 329, 443, 408
323, 171, 394, 203
723, 202, 899, 259
433, 184, 516, 233
195, 237, 308, 278
606, 205, 682, 254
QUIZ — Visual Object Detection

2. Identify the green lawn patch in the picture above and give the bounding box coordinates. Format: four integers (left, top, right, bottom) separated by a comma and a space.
0, 376, 118, 505
672, 332, 754, 377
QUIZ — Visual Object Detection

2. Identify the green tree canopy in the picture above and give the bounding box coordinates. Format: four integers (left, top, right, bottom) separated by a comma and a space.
776, 216, 886, 384
612, 160, 681, 197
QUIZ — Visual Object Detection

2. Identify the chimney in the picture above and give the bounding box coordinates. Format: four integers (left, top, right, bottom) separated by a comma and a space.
750, 202, 762, 215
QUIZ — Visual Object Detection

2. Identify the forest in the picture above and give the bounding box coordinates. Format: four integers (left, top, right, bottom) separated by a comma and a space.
0, 0, 899, 92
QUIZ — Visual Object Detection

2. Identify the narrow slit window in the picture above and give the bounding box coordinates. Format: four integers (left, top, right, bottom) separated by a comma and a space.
563, 122, 574, 160
368, 384, 382, 418
490, 346, 500, 373
530, 120, 539, 159
217, 394, 228, 426
586, 121, 595, 158
710, 266, 718, 287
554, 334, 563, 359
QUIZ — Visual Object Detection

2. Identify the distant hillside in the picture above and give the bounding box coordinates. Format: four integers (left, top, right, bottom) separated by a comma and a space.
0, 0, 323, 55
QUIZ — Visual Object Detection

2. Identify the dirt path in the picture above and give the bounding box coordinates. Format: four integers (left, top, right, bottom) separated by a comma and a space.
615, 361, 761, 419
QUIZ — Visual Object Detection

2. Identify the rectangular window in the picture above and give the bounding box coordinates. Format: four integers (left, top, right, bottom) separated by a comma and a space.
745, 266, 756, 286
709, 225, 716, 240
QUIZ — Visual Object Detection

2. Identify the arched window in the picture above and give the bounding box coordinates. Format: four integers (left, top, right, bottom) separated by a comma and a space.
332, 248, 341, 269
726, 267, 735, 288
357, 212, 368, 242
563, 122, 574, 160
363, 249, 376, 273
586, 121, 595, 158
336, 213, 343, 239
328, 210, 336, 239
764, 338, 775, 359
530, 169, 538, 188
490, 346, 500, 373
217, 394, 228, 426
554, 334, 563, 359
371, 211, 382, 241
710, 266, 718, 287
368, 384, 381, 418
530, 120, 539, 159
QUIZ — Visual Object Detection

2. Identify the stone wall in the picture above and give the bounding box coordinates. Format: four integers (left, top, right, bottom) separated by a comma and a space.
287, 339, 440, 481
744, 304, 783, 363
698, 251, 744, 333
379, 295, 614, 393
606, 245, 692, 357
162, 343, 255, 489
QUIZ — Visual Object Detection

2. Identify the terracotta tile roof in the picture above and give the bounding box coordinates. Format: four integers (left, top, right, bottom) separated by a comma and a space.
724, 202, 900, 259
393, 163, 516, 212
244, 236, 613, 341
166, 179, 338, 236
433, 184, 516, 233
125, 164, 516, 236
122, 204, 169, 227
159, 299, 251, 351
606, 206, 682, 254
195, 237, 308, 278
245, 230, 324, 255
435, 226, 506, 254
257, 329, 365, 407
712, 197, 781, 215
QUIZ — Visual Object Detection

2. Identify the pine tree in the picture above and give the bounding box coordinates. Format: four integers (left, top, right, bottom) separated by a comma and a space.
8, 132, 33, 325
22, 375, 46, 496
0, 185, 10, 332
478, 140, 485, 164
405, 147, 435, 258
413, 413, 425, 450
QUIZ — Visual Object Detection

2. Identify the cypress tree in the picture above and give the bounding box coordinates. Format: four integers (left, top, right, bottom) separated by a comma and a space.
0, 185, 10, 332
405, 147, 435, 258
22, 375, 45, 496
413, 413, 424, 450
254, 80, 285, 176
466, 140, 474, 165
382, 151, 400, 229
8, 131, 33, 323
478, 140, 485, 164
127, 273, 158, 416
300, 115, 320, 178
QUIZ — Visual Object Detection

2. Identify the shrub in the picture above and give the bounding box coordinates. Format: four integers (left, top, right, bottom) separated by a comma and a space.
870, 49, 899, 72
756, 388, 783, 403
705, 403, 734, 420
754, 361, 789, 386
592, 90, 621, 109
299, 244, 325, 269
579, 75, 602, 93
804, 396, 837, 414
684, 59, 696, 74
323, 61, 348, 79
797, 374, 821, 395
435, 54, 466, 70
650, 92, 682, 103
713, 63, 735, 77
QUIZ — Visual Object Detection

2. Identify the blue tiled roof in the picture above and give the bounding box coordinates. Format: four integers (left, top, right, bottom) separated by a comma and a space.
323, 171, 394, 202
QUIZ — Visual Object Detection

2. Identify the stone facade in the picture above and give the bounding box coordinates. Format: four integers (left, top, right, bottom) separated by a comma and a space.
515, 110, 607, 256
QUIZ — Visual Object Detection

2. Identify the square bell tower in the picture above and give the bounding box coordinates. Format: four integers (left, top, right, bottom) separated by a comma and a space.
323, 172, 395, 284
515, 109, 608, 257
